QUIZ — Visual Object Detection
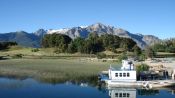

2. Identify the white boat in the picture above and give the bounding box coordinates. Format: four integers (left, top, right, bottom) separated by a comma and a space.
101, 60, 175, 89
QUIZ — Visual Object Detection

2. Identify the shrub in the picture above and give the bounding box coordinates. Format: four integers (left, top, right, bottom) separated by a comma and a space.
12, 54, 23, 59
31, 48, 40, 52
136, 63, 149, 73
53, 48, 62, 54
96, 53, 106, 59
118, 53, 128, 62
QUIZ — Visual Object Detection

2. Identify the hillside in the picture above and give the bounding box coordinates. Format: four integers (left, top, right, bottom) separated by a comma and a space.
0, 31, 41, 47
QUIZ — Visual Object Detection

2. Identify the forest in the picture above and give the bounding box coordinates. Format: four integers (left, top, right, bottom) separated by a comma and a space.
0, 42, 17, 50
151, 38, 175, 53
41, 33, 140, 54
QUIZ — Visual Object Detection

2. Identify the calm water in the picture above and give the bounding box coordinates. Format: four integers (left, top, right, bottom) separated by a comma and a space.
0, 78, 175, 98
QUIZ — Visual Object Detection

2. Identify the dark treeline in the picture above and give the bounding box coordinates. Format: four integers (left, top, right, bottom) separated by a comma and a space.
42, 33, 140, 54
0, 42, 17, 50
151, 38, 175, 53
42, 33, 72, 53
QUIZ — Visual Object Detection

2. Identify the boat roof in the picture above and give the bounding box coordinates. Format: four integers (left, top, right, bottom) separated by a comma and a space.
109, 67, 135, 71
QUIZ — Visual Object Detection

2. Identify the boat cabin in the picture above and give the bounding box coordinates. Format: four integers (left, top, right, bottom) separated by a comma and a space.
108, 60, 137, 82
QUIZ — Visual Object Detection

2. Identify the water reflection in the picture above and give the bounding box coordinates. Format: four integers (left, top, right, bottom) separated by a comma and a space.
109, 88, 136, 98
108, 87, 175, 98
0, 78, 34, 89
137, 89, 159, 96
0, 77, 175, 98
0, 77, 108, 98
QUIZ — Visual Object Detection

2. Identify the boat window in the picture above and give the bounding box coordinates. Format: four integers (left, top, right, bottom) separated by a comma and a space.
127, 73, 130, 77
127, 93, 130, 97
119, 93, 122, 97
123, 93, 126, 97
115, 93, 118, 97
115, 93, 129, 97
123, 73, 126, 77
115, 73, 118, 77
120, 73, 122, 77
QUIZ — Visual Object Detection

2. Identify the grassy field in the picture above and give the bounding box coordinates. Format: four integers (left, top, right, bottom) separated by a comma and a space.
1, 46, 174, 84
0, 46, 96, 57
155, 52, 175, 58
0, 58, 120, 83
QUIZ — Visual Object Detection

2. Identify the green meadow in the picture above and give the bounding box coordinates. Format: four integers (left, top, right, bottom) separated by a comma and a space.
0, 58, 120, 83
1, 46, 173, 84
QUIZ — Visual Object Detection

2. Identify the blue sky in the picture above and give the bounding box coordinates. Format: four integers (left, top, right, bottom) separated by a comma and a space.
0, 0, 174, 39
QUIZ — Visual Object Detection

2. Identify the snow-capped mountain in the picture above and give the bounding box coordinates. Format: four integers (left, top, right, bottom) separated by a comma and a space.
0, 23, 160, 48
46, 23, 160, 49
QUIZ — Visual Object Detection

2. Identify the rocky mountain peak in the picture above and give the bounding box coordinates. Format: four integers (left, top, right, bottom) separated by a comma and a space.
0, 23, 161, 48
34, 29, 47, 37
46, 23, 160, 49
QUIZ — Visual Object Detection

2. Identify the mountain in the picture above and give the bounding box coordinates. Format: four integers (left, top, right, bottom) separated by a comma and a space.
0, 23, 160, 48
48, 23, 160, 49
0, 31, 40, 47
34, 29, 47, 37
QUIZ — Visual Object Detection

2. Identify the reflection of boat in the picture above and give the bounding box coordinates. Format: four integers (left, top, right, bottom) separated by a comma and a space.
108, 87, 174, 98
100, 60, 175, 89
109, 88, 136, 98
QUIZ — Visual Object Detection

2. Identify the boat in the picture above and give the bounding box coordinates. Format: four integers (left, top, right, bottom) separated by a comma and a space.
100, 60, 175, 89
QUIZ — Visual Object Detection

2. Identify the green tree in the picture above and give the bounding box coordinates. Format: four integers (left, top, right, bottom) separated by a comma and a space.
67, 42, 77, 53
145, 47, 156, 58
139, 52, 146, 61
42, 34, 72, 52
136, 63, 149, 73
41, 33, 139, 54
118, 52, 128, 62
0, 42, 17, 50
132, 45, 141, 56
100, 34, 120, 50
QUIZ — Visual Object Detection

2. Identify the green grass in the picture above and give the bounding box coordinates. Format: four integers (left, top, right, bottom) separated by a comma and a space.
156, 52, 175, 58
157, 52, 175, 55
0, 58, 120, 83
0, 46, 121, 83
0, 46, 96, 58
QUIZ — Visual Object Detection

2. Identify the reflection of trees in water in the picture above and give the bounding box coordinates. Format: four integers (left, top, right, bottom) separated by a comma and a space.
166, 87, 175, 95
97, 82, 108, 93
37, 75, 99, 86
0, 75, 101, 90
138, 88, 175, 96
137, 89, 159, 96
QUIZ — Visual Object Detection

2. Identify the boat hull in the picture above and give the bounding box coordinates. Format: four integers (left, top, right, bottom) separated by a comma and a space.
106, 80, 175, 89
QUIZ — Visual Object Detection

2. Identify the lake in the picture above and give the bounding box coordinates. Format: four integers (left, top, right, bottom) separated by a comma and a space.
0, 77, 175, 98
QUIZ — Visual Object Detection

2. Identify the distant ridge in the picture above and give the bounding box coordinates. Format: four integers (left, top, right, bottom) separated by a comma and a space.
0, 23, 160, 48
